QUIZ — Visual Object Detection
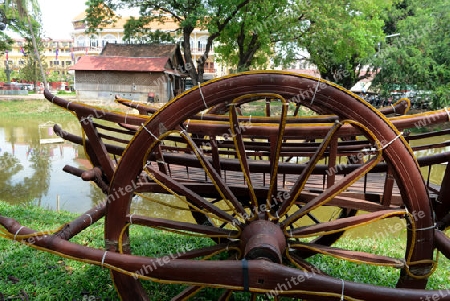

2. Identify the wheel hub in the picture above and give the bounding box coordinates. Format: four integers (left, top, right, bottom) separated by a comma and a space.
240, 220, 286, 263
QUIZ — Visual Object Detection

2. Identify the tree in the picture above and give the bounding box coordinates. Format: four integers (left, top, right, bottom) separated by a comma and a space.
84, 0, 251, 84
286, 0, 393, 89
0, 1, 28, 53
16, 12, 46, 89
213, 0, 290, 72
214, 0, 393, 89
371, 0, 450, 108
1, 0, 46, 88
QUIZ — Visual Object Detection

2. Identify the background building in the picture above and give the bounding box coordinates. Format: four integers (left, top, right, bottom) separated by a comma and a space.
70, 43, 187, 102
2, 37, 74, 87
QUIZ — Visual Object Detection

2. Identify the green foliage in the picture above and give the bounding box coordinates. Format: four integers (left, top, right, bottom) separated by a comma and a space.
0, 32, 14, 55
215, 0, 394, 87
214, 0, 289, 71
18, 23, 47, 85
0, 0, 40, 36
372, 0, 450, 108
287, 0, 393, 89
123, 16, 175, 44
433, 83, 450, 108
84, 0, 120, 34
0, 0, 46, 87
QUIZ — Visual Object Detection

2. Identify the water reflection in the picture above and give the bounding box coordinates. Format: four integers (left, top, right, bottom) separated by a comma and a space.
0, 117, 104, 213
410, 135, 450, 185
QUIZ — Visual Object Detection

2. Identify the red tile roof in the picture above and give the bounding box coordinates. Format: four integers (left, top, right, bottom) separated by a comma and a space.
69, 56, 170, 72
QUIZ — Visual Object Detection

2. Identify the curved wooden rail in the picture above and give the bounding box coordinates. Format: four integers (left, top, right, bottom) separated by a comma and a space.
115, 94, 411, 121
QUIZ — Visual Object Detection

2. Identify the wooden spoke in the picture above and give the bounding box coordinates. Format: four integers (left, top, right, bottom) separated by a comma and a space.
229, 104, 258, 211
281, 152, 383, 229
179, 130, 247, 216
276, 121, 344, 218
127, 215, 239, 238
144, 165, 238, 225
289, 243, 405, 268
266, 101, 289, 216
287, 209, 406, 238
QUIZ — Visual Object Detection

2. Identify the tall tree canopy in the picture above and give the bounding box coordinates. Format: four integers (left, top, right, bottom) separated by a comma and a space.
213, 0, 292, 72
289, 0, 393, 89
0, 0, 45, 86
372, 0, 450, 108
0, 0, 40, 50
85, 0, 448, 98
214, 0, 393, 89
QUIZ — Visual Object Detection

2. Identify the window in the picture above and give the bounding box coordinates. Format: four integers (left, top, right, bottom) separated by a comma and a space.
76, 36, 85, 47
197, 39, 207, 53
102, 34, 117, 47
90, 36, 99, 48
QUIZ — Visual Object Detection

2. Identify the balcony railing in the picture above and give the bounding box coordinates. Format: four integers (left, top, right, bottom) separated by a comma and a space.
190, 47, 215, 55
71, 46, 102, 53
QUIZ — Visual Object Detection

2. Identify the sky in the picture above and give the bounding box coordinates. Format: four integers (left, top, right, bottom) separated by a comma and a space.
39, 0, 88, 39
38, 0, 139, 39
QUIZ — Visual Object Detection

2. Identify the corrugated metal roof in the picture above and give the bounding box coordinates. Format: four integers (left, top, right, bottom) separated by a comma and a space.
69, 56, 170, 72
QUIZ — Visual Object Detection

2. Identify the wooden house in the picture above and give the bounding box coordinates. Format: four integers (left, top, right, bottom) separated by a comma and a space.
70, 43, 187, 103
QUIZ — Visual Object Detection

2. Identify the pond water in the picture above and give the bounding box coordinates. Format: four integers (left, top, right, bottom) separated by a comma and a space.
0, 116, 104, 213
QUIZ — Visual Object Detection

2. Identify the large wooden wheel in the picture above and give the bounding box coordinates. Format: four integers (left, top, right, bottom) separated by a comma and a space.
105, 71, 435, 300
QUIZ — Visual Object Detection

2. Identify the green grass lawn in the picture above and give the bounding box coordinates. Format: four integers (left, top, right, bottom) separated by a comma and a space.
0, 99, 72, 118
0, 201, 449, 300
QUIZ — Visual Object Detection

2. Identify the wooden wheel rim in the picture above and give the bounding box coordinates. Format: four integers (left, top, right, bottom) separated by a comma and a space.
105, 71, 434, 299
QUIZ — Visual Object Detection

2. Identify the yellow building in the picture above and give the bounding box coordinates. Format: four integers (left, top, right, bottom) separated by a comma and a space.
2, 36, 74, 83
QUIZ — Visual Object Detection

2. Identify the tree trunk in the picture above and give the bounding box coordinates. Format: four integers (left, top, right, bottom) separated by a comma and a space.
182, 26, 198, 85
27, 15, 46, 87
237, 32, 260, 72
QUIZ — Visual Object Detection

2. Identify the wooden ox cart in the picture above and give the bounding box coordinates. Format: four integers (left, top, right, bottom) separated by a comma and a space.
1, 71, 450, 300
